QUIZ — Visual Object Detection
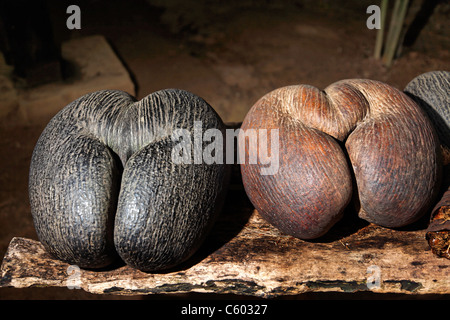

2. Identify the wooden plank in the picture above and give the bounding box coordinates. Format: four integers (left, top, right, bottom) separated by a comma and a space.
1, 191, 449, 297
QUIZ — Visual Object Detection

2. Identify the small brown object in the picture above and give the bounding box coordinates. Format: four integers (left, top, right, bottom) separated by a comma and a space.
2, 221, 450, 296
426, 185, 450, 260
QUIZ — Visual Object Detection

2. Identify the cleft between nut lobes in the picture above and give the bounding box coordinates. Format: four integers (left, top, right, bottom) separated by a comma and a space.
240, 79, 441, 240
29, 89, 228, 271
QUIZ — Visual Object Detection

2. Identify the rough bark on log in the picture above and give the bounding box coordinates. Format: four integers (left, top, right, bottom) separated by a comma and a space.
426, 165, 450, 259
1, 208, 449, 297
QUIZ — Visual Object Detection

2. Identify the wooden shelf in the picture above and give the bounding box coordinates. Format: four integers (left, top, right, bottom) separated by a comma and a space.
1, 194, 449, 297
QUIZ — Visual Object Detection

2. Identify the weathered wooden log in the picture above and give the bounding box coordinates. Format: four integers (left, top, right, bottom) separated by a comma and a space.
426, 167, 450, 260
240, 79, 441, 240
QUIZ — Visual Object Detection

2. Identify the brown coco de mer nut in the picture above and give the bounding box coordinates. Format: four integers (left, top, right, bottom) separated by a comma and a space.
404, 70, 449, 259
240, 79, 442, 240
